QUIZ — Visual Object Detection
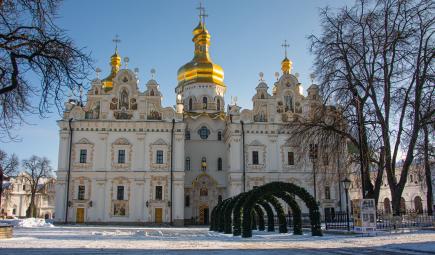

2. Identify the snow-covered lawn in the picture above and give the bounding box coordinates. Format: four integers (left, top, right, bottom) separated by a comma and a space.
0, 223, 434, 254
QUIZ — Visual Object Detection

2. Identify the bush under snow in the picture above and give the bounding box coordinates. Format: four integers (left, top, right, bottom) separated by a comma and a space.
1, 218, 54, 228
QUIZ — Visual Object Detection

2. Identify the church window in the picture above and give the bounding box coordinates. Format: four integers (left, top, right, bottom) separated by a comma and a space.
217, 157, 222, 171
198, 126, 210, 139
260, 94, 265, 99
120, 89, 129, 109
185, 195, 190, 207
201, 157, 207, 171
325, 186, 331, 200
150, 90, 155, 96
217, 99, 221, 111
156, 150, 164, 164
189, 98, 193, 111
155, 186, 163, 200
410, 175, 413, 183
284, 95, 293, 112
200, 187, 208, 197
185, 157, 191, 171
22, 185, 26, 191
117, 186, 124, 200
217, 131, 222, 141
218, 195, 222, 203
202, 97, 207, 109
12, 208, 16, 215
118, 150, 126, 164
287, 151, 294, 165
78, 185, 85, 200
79, 149, 87, 164
185, 130, 190, 140
252, 151, 259, 165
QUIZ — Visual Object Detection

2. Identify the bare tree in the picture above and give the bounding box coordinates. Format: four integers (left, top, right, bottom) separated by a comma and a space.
0, 148, 19, 210
22, 155, 52, 217
0, 0, 92, 141
308, 0, 434, 214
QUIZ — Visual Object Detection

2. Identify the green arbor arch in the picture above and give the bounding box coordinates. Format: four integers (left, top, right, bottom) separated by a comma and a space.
211, 182, 321, 238
241, 182, 322, 237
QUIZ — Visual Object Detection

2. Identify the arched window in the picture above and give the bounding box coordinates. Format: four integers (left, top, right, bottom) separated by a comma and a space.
202, 97, 207, 109
324, 186, 331, 200
185, 130, 190, 140
201, 157, 207, 171
217, 157, 222, 171
150, 90, 155, 96
189, 98, 193, 111
384, 198, 391, 214
260, 93, 265, 99
185, 157, 191, 171
216, 98, 221, 111
414, 196, 423, 213
217, 131, 222, 141
284, 94, 293, 112
120, 89, 129, 109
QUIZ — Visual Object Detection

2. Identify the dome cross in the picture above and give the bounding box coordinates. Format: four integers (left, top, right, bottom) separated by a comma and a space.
281, 40, 289, 58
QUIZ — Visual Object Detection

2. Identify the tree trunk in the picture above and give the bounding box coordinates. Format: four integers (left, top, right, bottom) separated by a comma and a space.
391, 187, 402, 216
27, 193, 37, 218
423, 125, 433, 215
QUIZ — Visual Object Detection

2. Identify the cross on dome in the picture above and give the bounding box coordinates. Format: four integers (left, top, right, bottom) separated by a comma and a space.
281, 40, 289, 58
196, 1, 208, 24
113, 34, 121, 51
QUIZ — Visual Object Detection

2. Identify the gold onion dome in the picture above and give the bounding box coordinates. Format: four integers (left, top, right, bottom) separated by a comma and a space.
281, 56, 292, 74
177, 21, 225, 88
102, 49, 122, 91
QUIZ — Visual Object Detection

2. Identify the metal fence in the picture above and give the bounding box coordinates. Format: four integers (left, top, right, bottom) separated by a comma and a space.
324, 209, 435, 231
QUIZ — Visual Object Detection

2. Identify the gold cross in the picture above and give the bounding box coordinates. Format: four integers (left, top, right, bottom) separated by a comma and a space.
281, 40, 289, 58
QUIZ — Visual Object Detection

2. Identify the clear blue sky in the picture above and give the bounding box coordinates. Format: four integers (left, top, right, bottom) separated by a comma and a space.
2, 0, 350, 170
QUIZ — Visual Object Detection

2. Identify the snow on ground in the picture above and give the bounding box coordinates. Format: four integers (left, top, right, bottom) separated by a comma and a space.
0, 218, 54, 228
0, 225, 434, 254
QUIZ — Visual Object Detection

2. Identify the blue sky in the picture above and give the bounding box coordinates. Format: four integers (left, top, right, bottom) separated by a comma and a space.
2, 0, 350, 170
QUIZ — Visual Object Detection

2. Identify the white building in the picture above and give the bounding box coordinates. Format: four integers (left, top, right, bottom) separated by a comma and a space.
1, 173, 56, 219
54, 11, 346, 225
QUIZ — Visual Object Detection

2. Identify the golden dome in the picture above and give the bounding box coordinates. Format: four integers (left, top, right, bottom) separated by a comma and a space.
102, 50, 122, 91
281, 56, 292, 74
177, 21, 225, 88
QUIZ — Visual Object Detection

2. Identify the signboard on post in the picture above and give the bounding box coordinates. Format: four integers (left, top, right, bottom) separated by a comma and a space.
352, 198, 377, 234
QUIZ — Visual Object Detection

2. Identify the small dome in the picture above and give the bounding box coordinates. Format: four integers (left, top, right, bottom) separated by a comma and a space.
146, 79, 158, 86
281, 57, 293, 74
256, 81, 268, 89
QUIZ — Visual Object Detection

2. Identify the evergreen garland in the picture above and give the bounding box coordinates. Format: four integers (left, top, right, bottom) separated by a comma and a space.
257, 200, 274, 232
232, 192, 248, 236
276, 191, 302, 235
254, 204, 265, 231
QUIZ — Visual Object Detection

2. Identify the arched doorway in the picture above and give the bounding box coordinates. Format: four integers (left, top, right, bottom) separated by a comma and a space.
191, 173, 220, 225
384, 198, 391, 214
414, 196, 423, 214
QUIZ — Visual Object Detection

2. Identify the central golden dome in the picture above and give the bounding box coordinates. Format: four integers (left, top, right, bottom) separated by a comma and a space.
177, 21, 225, 88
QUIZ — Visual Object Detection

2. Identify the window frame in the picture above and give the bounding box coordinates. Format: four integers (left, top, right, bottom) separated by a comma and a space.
78, 185, 85, 200
117, 186, 124, 201
79, 149, 87, 164
155, 186, 163, 200
118, 149, 126, 164
156, 150, 164, 164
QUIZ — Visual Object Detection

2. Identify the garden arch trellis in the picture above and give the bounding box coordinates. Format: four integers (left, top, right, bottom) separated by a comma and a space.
210, 181, 322, 238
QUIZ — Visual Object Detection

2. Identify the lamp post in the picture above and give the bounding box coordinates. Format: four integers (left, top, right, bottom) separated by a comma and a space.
342, 177, 351, 232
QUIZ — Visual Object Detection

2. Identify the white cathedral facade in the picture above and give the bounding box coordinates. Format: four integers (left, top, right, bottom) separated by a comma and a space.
54, 13, 344, 225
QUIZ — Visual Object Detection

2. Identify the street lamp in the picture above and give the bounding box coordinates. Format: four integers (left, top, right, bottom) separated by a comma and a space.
342, 177, 351, 231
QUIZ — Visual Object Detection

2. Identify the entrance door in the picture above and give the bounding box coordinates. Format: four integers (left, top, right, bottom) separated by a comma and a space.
199, 205, 209, 225
155, 208, 163, 223
76, 208, 84, 223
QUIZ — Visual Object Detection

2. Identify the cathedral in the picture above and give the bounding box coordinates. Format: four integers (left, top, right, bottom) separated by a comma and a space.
54, 8, 343, 226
